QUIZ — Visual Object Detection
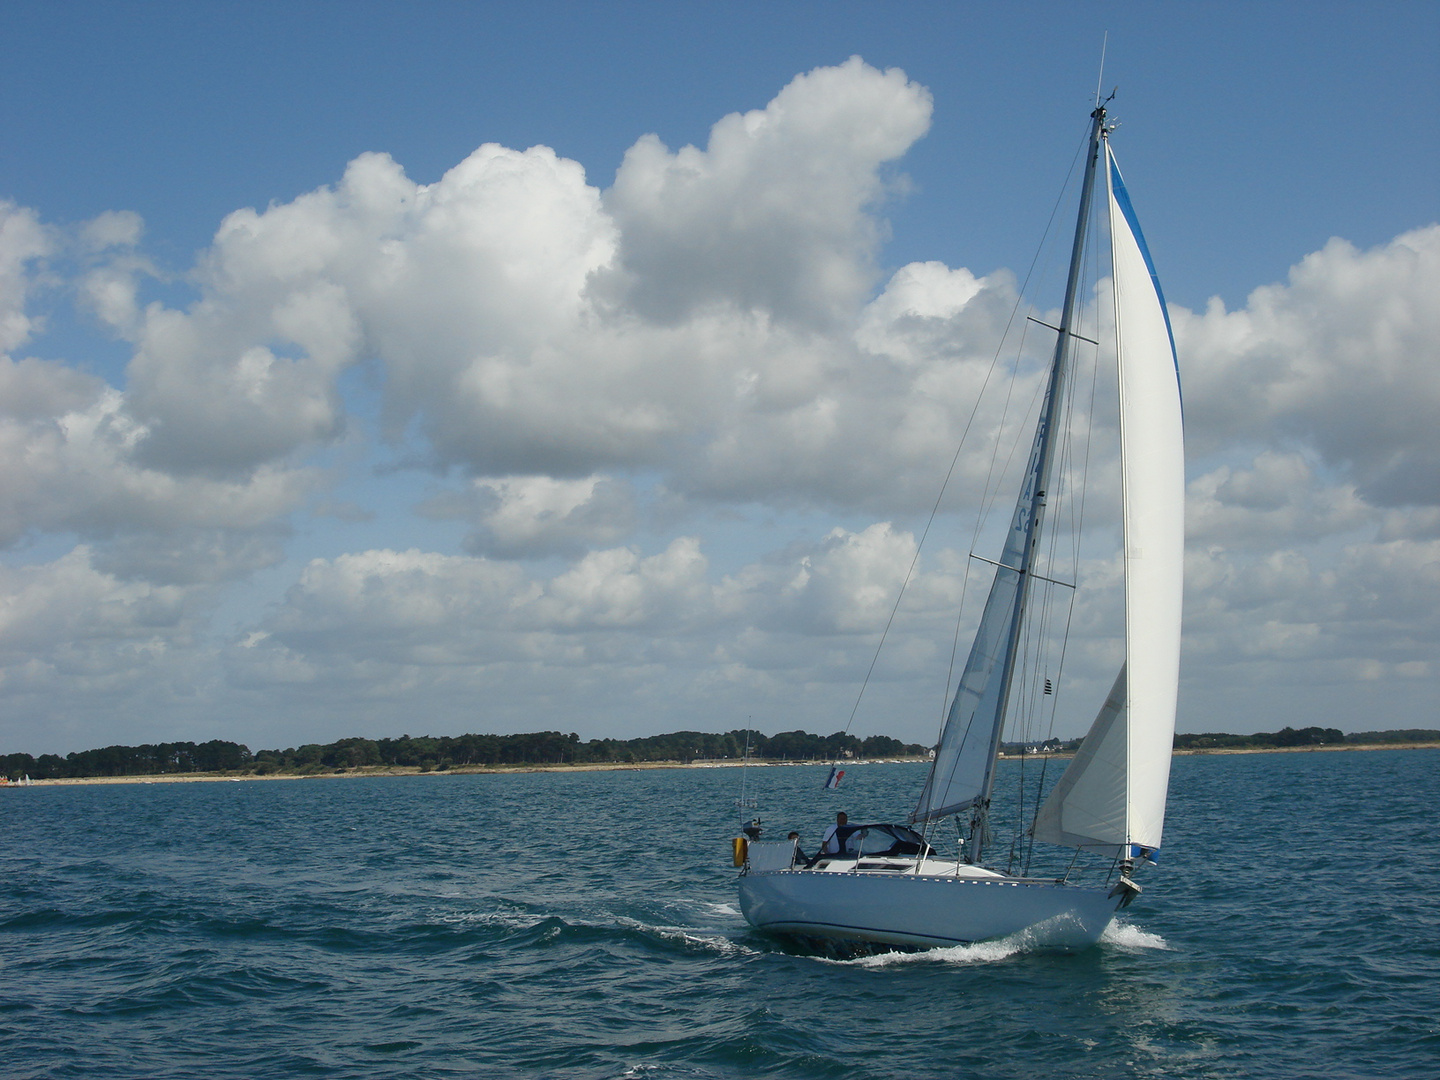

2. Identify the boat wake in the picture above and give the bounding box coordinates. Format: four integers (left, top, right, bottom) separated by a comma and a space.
841, 935, 1031, 968
805, 915, 1165, 967
1100, 919, 1169, 951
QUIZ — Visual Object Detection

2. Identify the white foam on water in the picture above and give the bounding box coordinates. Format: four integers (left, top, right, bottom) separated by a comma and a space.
439, 907, 560, 933
1102, 919, 1169, 951
827, 932, 1030, 968
823, 913, 1159, 967
864, 939, 1025, 967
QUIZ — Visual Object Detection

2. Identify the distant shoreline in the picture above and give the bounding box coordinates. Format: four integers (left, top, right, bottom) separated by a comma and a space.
7, 741, 1435, 787
1171, 742, 1440, 756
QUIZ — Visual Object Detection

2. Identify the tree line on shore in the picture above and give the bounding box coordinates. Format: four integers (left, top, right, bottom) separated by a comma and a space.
1172, 726, 1440, 750
1, 728, 926, 781
4, 725, 1436, 782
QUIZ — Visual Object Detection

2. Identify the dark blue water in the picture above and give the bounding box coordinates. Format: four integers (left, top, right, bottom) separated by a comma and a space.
3, 751, 1437, 1078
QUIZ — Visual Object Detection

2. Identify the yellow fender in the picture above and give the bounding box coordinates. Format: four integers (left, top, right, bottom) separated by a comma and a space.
732, 836, 748, 867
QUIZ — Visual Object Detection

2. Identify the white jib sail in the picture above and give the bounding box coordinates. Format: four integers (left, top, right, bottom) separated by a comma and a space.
1032, 666, 1128, 850
1034, 144, 1183, 856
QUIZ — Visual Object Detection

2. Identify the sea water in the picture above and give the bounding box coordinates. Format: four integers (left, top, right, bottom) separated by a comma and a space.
2, 750, 1437, 1079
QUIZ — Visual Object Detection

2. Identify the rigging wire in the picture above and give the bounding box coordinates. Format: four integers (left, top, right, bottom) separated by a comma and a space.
905, 126, 1097, 853
1002, 134, 1111, 873
833, 117, 1111, 881
835, 129, 1091, 749
1019, 160, 1109, 876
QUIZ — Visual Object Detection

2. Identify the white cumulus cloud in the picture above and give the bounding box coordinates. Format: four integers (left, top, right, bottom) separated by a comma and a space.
0, 58, 1437, 752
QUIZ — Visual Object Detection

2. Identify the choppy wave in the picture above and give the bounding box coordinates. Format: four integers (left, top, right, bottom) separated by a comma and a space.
3, 753, 1438, 1079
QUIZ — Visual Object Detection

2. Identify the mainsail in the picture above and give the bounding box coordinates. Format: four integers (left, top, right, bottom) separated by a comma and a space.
912, 104, 1106, 834
910, 418, 1045, 824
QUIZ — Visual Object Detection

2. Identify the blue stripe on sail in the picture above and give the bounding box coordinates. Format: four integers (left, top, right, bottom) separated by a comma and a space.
1108, 155, 1180, 384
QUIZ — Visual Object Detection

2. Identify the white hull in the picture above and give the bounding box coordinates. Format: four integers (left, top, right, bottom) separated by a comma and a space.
739, 865, 1123, 950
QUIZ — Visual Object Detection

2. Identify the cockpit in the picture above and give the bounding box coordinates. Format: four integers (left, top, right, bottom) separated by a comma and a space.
812, 822, 934, 865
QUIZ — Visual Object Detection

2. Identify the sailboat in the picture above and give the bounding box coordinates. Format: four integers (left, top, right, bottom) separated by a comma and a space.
736, 98, 1184, 951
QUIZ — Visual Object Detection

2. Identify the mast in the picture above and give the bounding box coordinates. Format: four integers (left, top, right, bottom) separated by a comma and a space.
964, 105, 1110, 859
909, 104, 1117, 851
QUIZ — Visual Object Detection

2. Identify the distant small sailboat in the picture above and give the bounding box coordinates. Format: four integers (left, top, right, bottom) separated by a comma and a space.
736, 96, 1184, 951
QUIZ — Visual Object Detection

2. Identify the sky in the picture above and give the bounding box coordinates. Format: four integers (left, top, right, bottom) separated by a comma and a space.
1, 1, 1436, 756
